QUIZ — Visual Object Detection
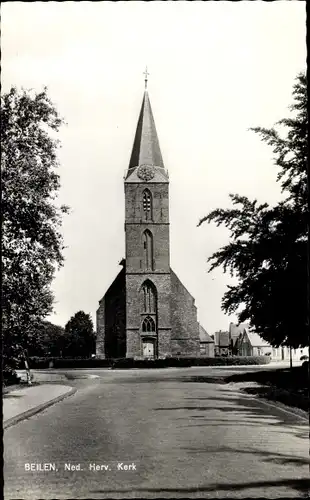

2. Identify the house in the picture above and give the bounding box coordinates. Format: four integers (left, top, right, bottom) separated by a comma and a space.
199, 324, 215, 357
234, 326, 309, 361
236, 330, 271, 357
214, 330, 230, 356
269, 345, 309, 362
229, 322, 249, 354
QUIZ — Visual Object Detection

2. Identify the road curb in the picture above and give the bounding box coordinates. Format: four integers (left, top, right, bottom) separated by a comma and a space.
245, 391, 309, 422
254, 395, 308, 422
3, 387, 77, 430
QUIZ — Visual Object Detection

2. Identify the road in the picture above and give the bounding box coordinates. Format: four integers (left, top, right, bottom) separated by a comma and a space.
4, 366, 310, 499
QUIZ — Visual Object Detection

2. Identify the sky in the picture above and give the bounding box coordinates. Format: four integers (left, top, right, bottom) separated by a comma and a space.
2, 1, 306, 334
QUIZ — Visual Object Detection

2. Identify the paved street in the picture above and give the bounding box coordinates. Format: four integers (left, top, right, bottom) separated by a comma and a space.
4, 367, 310, 499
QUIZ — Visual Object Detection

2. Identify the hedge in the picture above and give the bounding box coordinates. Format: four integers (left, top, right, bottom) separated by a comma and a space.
3, 368, 21, 386
190, 356, 271, 366
111, 358, 193, 369
19, 357, 112, 369
21, 355, 271, 369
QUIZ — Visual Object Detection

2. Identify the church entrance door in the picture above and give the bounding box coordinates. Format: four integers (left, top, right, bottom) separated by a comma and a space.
142, 340, 155, 358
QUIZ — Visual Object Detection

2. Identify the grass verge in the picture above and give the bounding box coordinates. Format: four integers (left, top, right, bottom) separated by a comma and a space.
224, 366, 309, 413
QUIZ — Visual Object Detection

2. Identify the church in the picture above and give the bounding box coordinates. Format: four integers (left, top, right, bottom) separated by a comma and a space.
96, 76, 204, 359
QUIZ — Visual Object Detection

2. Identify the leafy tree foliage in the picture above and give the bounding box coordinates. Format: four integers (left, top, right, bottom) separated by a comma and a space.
1, 87, 68, 378
64, 311, 95, 358
27, 321, 67, 358
198, 73, 308, 348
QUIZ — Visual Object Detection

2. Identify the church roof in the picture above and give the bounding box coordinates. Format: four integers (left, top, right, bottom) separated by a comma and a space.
126, 90, 165, 178
199, 324, 214, 343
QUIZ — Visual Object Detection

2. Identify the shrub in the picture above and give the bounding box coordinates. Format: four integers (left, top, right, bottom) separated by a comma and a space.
190, 356, 271, 366
3, 367, 21, 386
24, 357, 112, 369
53, 358, 112, 368
111, 358, 135, 369
17, 357, 53, 369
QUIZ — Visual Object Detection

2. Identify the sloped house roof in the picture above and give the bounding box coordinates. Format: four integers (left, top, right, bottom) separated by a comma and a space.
229, 322, 249, 346
244, 330, 271, 347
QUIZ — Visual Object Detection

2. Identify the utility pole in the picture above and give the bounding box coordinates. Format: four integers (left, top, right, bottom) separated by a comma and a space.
289, 346, 293, 369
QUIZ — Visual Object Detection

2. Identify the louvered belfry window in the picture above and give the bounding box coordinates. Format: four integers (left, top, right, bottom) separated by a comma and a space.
142, 281, 156, 313
143, 230, 154, 270
142, 189, 152, 220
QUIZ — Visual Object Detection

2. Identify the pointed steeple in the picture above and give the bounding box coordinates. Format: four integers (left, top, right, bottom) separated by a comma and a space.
127, 89, 165, 175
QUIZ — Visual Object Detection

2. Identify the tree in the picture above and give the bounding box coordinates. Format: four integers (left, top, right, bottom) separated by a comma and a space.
198, 73, 308, 349
64, 311, 95, 358
27, 321, 67, 358
1, 87, 68, 380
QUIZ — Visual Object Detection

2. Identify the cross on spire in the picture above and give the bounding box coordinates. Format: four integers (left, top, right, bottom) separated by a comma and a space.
143, 67, 149, 89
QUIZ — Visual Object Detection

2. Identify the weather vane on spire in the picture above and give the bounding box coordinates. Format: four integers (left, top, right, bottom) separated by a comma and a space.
143, 66, 149, 89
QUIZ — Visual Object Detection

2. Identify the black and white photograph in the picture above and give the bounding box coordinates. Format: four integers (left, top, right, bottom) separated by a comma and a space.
2, 1, 308, 499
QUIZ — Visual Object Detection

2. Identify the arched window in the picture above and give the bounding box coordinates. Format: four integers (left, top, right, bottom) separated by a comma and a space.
141, 281, 157, 313
142, 189, 152, 220
143, 229, 154, 270
142, 315, 156, 333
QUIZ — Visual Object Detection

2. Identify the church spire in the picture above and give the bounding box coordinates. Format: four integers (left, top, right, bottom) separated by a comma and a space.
127, 73, 165, 176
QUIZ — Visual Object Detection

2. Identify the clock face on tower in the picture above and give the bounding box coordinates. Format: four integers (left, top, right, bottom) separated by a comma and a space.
137, 164, 155, 181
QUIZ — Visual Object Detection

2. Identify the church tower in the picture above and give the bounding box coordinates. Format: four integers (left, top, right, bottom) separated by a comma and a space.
124, 78, 172, 358
96, 73, 201, 360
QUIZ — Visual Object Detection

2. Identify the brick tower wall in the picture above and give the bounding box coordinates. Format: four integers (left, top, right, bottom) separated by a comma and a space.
125, 182, 171, 358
